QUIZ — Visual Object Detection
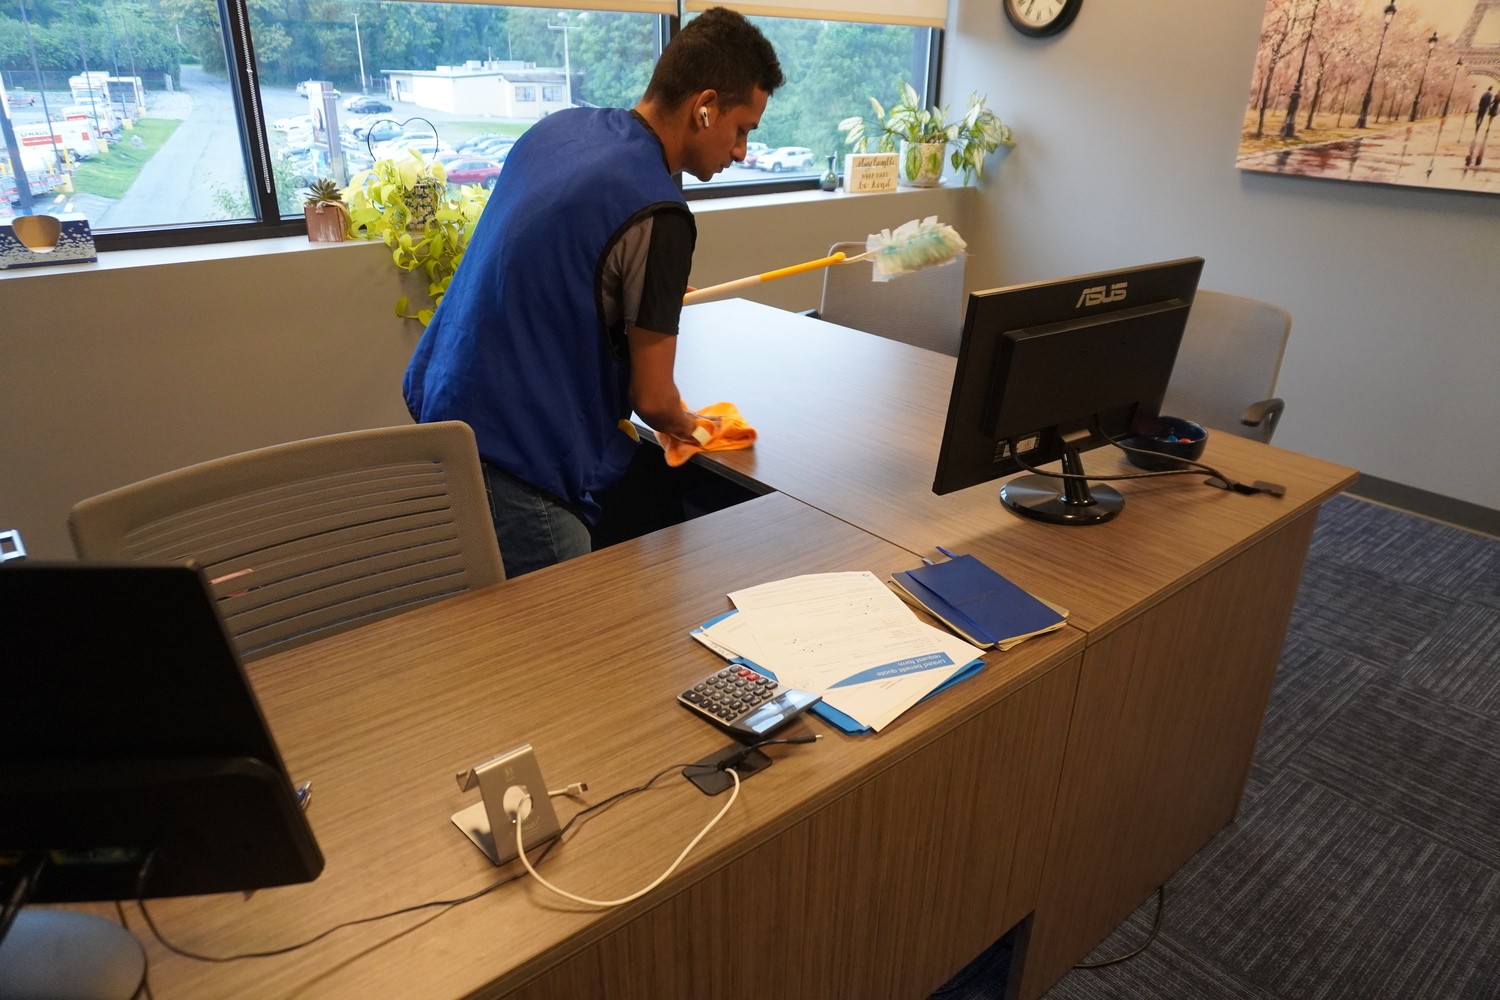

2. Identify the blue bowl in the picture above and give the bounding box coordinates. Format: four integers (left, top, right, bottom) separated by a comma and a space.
1120, 416, 1208, 471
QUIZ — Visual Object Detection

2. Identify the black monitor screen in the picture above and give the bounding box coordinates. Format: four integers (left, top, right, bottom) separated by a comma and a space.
933, 257, 1205, 524
0, 562, 324, 904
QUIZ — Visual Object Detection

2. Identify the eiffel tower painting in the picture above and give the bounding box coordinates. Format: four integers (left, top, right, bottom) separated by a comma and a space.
1237, 0, 1500, 195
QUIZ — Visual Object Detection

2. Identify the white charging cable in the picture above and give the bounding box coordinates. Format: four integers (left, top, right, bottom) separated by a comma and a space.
508, 767, 740, 908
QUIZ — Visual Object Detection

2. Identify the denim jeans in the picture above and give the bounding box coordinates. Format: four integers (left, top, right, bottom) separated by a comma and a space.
481, 462, 592, 577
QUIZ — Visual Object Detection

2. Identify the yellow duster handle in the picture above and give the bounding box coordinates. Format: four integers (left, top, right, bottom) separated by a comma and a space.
683, 252, 847, 305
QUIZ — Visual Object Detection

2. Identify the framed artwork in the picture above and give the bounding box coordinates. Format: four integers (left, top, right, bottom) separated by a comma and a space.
1238, 0, 1500, 195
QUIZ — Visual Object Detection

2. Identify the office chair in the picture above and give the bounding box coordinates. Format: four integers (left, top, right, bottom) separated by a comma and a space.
815, 241, 967, 356
69, 421, 503, 661
1162, 289, 1292, 443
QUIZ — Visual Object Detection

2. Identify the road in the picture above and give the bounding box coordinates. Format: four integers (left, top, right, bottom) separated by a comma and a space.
96, 65, 248, 228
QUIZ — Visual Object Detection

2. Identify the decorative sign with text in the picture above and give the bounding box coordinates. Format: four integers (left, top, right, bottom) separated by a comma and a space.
843, 152, 899, 193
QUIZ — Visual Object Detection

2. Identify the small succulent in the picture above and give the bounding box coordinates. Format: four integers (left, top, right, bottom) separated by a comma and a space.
303, 178, 345, 208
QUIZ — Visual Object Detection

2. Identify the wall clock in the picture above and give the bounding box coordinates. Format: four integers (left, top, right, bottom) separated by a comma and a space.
1004, 0, 1083, 38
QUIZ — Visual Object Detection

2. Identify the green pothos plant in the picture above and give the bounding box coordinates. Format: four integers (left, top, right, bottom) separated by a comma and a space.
342, 151, 490, 325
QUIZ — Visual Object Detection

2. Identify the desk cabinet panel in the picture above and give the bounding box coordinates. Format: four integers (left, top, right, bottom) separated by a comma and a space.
507, 653, 1080, 1000
1017, 510, 1318, 999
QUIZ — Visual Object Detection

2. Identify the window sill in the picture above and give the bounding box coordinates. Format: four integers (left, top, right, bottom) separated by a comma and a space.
0, 183, 969, 283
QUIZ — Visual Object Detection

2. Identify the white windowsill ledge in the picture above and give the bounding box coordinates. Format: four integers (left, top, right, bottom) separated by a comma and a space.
0, 183, 969, 282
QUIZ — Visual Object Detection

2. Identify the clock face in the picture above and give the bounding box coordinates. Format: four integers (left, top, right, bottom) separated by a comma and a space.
1004, 0, 1083, 37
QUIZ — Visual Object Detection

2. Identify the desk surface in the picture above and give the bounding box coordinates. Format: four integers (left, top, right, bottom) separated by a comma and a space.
121, 492, 1082, 999
675, 299, 1356, 638
101, 302, 1356, 1000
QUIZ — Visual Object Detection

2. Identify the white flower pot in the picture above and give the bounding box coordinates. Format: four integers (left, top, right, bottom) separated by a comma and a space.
899, 141, 946, 187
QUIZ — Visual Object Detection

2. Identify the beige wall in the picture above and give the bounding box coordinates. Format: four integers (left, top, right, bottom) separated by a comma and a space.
0, 186, 966, 558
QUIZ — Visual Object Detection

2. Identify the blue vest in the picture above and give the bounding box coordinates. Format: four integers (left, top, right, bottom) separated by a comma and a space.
404, 108, 690, 523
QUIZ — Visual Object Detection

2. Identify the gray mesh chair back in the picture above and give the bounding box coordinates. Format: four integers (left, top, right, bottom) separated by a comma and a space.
1161, 290, 1292, 443
69, 422, 503, 661
817, 241, 967, 356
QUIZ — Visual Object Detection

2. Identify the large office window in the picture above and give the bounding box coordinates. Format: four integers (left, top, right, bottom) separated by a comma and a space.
683, 14, 935, 193
0, 0, 938, 248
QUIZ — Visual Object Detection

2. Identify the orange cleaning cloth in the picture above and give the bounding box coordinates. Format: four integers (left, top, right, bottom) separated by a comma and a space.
655, 401, 757, 467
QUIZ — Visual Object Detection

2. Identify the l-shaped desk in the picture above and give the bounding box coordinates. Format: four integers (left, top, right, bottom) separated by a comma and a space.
100, 300, 1356, 999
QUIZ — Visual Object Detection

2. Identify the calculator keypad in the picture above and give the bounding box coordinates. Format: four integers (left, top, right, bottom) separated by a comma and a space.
680, 666, 778, 724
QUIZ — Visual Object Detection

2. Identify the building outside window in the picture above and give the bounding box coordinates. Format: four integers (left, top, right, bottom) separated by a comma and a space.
0, 1, 939, 248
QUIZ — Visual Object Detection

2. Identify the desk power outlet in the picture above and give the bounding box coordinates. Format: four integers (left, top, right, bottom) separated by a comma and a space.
452, 743, 563, 865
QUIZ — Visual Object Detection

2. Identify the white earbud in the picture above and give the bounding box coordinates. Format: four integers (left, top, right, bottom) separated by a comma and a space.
700, 107, 710, 127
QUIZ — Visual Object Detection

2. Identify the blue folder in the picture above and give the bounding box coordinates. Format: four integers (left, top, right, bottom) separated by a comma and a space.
692, 609, 984, 735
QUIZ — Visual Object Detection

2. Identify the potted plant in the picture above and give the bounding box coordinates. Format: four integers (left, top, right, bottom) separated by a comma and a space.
302, 178, 348, 242
344, 151, 449, 233
343, 153, 490, 326
839, 83, 1013, 188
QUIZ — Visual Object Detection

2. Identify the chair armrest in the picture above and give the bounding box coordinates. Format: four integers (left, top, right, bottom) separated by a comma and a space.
1241, 398, 1285, 441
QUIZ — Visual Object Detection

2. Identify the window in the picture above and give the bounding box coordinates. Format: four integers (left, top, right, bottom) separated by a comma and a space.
681, 14, 936, 193
0, 2, 939, 248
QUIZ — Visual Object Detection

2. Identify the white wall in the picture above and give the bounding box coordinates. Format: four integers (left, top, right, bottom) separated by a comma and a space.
0, 186, 966, 559
944, 0, 1500, 512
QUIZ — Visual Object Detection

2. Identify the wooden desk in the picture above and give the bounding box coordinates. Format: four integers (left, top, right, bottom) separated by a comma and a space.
114, 301, 1354, 999
124, 493, 1084, 999
674, 300, 1357, 997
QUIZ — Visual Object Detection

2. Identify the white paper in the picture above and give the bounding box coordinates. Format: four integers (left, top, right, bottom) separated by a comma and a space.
719, 572, 982, 731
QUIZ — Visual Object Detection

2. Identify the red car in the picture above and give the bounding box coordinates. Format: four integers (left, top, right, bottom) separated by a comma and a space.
443, 157, 504, 189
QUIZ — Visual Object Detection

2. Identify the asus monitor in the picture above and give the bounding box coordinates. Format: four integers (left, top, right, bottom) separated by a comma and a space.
933, 257, 1205, 525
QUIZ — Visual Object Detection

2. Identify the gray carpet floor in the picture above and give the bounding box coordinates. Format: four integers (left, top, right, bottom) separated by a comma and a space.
1039, 494, 1500, 1000
930, 493, 1500, 999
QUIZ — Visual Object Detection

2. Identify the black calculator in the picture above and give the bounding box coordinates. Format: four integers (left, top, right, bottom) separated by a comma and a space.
678, 665, 821, 740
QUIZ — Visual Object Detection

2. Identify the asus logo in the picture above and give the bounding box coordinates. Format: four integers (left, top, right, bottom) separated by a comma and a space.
1077, 281, 1128, 308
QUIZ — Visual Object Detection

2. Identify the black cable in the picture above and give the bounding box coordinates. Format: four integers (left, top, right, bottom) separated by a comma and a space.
135, 845, 533, 963
114, 900, 154, 1000
131, 739, 820, 964
718, 733, 820, 772
1008, 432, 1283, 497
0, 853, 45, 947
1009, 438, 1228, 485
1073, 885, 1166, 969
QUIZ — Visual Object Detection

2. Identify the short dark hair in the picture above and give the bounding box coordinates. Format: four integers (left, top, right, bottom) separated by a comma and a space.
644, 7, 784, 111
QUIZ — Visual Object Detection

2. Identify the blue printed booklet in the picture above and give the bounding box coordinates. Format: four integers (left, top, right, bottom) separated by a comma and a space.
890, 552, 1067, 650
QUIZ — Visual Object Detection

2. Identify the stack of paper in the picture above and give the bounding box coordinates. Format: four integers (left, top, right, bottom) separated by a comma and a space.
889, 551, 1067, 650
692, 571, 985, 734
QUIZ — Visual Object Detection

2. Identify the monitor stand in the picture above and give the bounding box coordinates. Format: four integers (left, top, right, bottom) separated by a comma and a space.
0, 910, 145, 1000
1000, 446, 1123, 525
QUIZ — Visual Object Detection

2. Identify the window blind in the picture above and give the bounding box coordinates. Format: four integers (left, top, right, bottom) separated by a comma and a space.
682, 0, 947, 28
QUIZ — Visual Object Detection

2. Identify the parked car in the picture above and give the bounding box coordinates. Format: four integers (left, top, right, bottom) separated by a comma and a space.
755, 146, 815, 172
443, 157, 504, 188
344, 96, 391, 114
373, 136, 454, 161
296, 80, 340, 98
741, 141, 769, 168
458, 134, 516, 156
8, 90, 38, 108
457, 133, 507, 150
350, 118, 403, 143
272, 114, 313, 133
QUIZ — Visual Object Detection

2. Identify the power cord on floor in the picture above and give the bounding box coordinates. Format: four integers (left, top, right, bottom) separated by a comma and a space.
1073, 885, 1166, 969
